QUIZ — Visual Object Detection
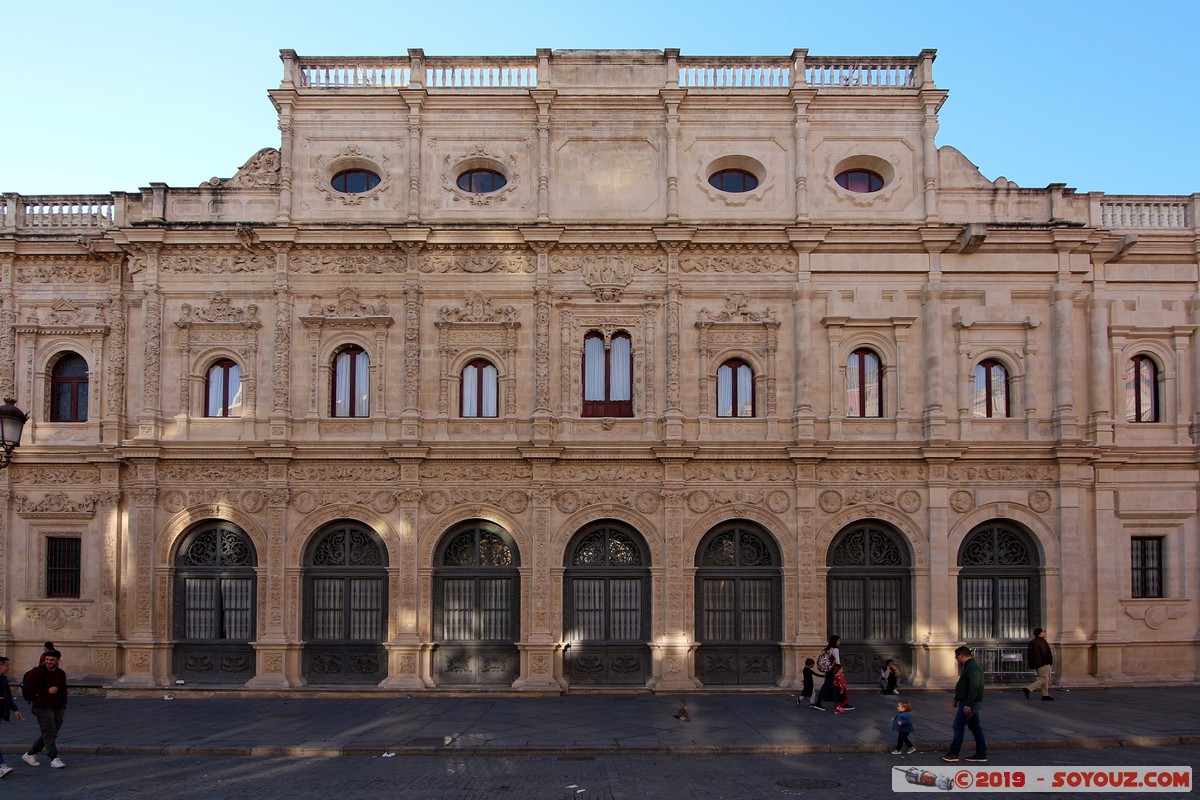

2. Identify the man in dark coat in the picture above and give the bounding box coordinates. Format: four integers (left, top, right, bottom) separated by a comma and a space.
21, 648, 68, 769
0, 656, 25, 778
942, 645, 987, 763
1024, 627, 1054, 701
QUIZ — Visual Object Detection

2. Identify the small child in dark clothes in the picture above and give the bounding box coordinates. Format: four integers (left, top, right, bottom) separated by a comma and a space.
890, 699, 916, 754
802, 658, 824, 707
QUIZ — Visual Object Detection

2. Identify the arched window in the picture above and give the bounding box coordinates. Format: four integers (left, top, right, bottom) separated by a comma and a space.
461, 358, 498, 418
846, 348, 882, 418
717, 358, 754, 418
205, 359, 243, 418
973, 359, 1010, 418
564, 523, 651, 685
331, 345, 369, 418
303, 522, 388, 684
827, 521, 911, 681
1125, 354, 1160, 422
435, 522, 520, 685
582, 331, 633, 417
695, 523, 781, 684
50, 352, 88, 422
173, 523, 257, 682
958, 522, 1039, 642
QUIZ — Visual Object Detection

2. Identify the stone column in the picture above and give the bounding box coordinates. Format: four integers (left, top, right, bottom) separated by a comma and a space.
651, 483, 700, 690
249, 484, 297, 688
1051, 283, 1079, 441
137, 247, 163, 440
269, 244, 293, 441
400, 281, 423, 440
117, 484, 161, 686
381, 486, 426, 689
1087, 295, 1113, 445
513, 486, 565, 690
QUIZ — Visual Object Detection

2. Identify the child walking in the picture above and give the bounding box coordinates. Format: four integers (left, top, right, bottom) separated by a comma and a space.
891, 699, 916, 754
801, 657, 824, 708
831, 664, 855, 714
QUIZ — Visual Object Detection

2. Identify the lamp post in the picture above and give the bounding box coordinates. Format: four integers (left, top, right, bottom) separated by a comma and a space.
0, 397, 29, 469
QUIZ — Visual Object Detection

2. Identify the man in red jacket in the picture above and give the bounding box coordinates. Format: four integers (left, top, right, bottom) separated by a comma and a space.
21, 648, 68, 769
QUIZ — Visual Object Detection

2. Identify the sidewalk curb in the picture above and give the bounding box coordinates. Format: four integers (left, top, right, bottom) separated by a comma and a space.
52, 734, 1191, 759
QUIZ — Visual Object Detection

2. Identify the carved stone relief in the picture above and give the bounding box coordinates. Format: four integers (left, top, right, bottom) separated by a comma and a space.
202, 147, 281, 189
420, 246, 535, 274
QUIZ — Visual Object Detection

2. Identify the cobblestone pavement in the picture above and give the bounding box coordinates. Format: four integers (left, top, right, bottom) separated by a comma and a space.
0, 746, 1195, 799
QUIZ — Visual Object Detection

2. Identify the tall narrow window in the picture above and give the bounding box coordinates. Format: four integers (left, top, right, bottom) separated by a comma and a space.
972, 359, 1010, 418
205, 359, 243, 418
1131, 537, 1163, 598
47, 537, 82, 598
461, 359, 498, 418
582, 331, 633, 417
717, 358, 754, 418
1125, 355, 1159, 422
331, 345, 369, 418
846, 348, 882, 418
50, 352, 89, 422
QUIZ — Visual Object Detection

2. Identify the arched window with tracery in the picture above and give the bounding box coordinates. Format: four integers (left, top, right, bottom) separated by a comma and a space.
563, 522, 650, 685
717, 358, 754, 417
303, 522, 387, 684
973, 359, 1010, 418
434, 521, 520, 685
173, 523, 257, 683
582, 331, 633, 417
461, 358, 498, 418
694, 523, 781, 684
50, 352, 89, 422
1125, 354, 1160, 422
331, 345, 369, 417
846, 348, 882, 418
958, 522, 1040, 642
826, 521, 911, 681
205, 358, 243, 418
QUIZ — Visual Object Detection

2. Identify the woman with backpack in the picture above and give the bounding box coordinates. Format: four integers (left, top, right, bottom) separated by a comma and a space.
813, 635, 850, 711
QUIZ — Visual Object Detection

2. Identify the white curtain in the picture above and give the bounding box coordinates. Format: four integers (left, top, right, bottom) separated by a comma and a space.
462, 365, 479, 417
863, 352, 880, 416
481, 364, 498, 416
354, 352, 370, 417
334, 349, 370, 417
584, 336, 606, 400
736, 363, 753, 417
207, 366, 226, 417
334, 352, 352, 417
610, 336, 631, 401
717, 364, 733, 417
227, 363, 243, 417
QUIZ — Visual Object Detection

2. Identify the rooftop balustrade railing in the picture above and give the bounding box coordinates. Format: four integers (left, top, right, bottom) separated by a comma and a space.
1, 194, 119, 231
677, 59, 792, 88
1099, 198, 1191, 229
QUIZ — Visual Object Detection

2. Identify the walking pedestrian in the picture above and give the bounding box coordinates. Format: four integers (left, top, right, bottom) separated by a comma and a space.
0, 656, 25, 778
890, 698, 916, 754
801, 657, 823, 708
21, 648, 68, 769
830, 664, 854, 714
1023, 627, 1054, 701
942, 645, 987, 763
813, 635, 841, 711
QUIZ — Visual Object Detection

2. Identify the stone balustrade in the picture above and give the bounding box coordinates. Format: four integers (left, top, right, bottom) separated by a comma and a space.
803, 57, 917, 87
1, 193, 124, 231
677, 59, 792, 88
1098, 198, 1191, 229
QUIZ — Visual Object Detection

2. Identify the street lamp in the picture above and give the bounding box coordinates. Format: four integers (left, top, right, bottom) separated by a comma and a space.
0, 397, 29, 469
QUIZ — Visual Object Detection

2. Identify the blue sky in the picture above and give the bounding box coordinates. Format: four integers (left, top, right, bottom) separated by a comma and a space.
2, 0, 1196, 197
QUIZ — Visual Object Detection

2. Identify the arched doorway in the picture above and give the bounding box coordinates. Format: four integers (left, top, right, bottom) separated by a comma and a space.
958, 521, 1041, 675
434, 521, 520, 685
694, 522, 782, 685
563, 522, 651, 686
173, 522, 257, 683
302, 522, 388, 684
826, 521, 912, 682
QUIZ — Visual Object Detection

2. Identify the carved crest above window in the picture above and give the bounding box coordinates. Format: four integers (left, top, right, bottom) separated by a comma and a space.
437, 292, 518, 325
175, 292, 261, 329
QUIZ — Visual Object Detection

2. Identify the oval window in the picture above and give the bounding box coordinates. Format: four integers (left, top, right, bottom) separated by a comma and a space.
331, 169, 381, 194
835, 169, 884, 193
457, 169, 507, 193
708, 169, 759, 193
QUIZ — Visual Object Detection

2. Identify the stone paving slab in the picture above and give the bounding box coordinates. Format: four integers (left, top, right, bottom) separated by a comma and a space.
0, 686, 1195, 758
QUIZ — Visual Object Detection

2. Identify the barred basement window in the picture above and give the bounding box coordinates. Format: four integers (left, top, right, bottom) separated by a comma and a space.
1131, 537, 1163, 598
46, 537, 81, 598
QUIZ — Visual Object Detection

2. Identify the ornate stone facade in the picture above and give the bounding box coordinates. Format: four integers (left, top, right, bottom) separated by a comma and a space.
1, 48, 1197, 690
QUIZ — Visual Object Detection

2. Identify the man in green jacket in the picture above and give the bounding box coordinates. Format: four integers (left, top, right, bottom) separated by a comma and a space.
942, 645, 987, 763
